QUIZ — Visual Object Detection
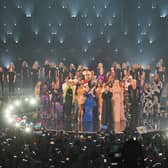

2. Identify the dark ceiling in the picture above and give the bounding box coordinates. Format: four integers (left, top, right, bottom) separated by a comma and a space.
0, 0, 168, 67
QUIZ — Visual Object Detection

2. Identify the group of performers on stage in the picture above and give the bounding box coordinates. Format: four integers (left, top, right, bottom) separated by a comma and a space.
0, 58, 166, 132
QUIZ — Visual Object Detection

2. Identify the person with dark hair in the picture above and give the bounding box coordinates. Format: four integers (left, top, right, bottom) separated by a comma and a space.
21, 60, 30, 87
31, 61, 40, 90
43, 59, 50, 81
63, 80, 75, 120
0, 66, 4, 95
102, 84, 113, 129
7, 64, 16, 96
49, 63, 58, 84
128, 79, 141, 130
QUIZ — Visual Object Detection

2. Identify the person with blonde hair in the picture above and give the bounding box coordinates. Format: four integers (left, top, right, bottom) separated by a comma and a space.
112, 80, 126, 132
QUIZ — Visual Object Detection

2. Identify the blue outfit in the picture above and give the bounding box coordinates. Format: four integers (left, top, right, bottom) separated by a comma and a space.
83, 93, 97, 122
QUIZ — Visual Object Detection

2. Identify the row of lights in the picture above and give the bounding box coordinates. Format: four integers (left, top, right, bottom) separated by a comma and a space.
4, 97, 37, 133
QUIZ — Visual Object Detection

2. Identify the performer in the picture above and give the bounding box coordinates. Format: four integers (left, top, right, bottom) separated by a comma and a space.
142, 83, 153, 126
152, 74, 162, 114
31, 61, 40, 90
128, 79, 141, 130
112, 80, 126, 132
0, 66, 4, 95
49, 63, 57, 83
77, 82, 86, 121
43, 59, 50, 81
40, 88, 50, 129
95, 82, 103, 120
51, 82, 62, 120
63, 79, 75, 120
102, 84, 113, 128
21, 60, 30, 87
144, 64, 151, 83
83, 84, 97, 122
7, 64, 16, 96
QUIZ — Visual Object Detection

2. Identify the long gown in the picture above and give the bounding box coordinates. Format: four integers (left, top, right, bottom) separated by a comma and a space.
102, 91, 113, 127
83, 93, 97, 122
112, 86, 126, 132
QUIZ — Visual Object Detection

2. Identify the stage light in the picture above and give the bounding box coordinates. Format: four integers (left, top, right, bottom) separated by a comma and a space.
87, 39, 91, 44
3, 39, 6, 44
72, 13, 77, 18
93, 5, 95, 9
48, 5, 51, 9
24, 97, 29, 102
138, 5, 141, 9
26, 12, 32, 18
15, 100, 21, 107
14, 23, 17, 26
3, 5, 7, 9
34, 31, 39, 35
15, 122, 20, 127
148, 23, 151, 27
15, 40, 19, 44
25, 127, 31, 133
48, 39, 51, 44
124, 31, 128, 35
30, 97, 36, 105
84, 48, 87, 52
107, 39, 111, 44
100, 31, 104, 35
149, 40, 153, 44
59, 39, 64, 44
104, 5, 107, 9
9, 105, 14, 111
48, 23, 51, 27
137, 39, 141, 44
3, 23, 6, 27
58, 23, 62, 27
7, 117, 14, 124
51, 31, 57, 35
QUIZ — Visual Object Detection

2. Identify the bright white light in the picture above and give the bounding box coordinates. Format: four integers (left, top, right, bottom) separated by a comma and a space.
149, 40, 153, 44
15, 100, 21, 107
7, 117, 14, 124
15, 40, 19, 44
138, 5, 141, 9
4, 113, 10, 119
148, 23, 151, 27
48, 40, 51, 44
107, 39, 111, 44
30, 98, 36, 105
9, 105, 14, 111
84, 48, 87, 52
138, 39, 141, 44
100, 31, 104, 35
137, 23, 140, 27
58, 23, 62, 27
26, 12, 31, 18
3, 39, 6, 44
104, 5, 107, 9
60, 39, 64, 44
25, 127, 31, 133
51, 31, 57, 35
35, 31, 39, 35
15, 123, 20, 127
88, 39, 91, 44
24, 97, 29, 102
124, 31, 128, 35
